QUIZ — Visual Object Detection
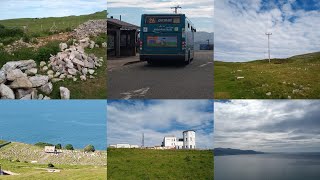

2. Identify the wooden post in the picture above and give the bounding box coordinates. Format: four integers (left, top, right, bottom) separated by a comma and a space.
116, 29, 121, 57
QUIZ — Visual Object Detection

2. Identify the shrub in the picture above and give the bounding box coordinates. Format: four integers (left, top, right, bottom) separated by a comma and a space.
55, 144, 62, 149
34, 142, 54, 148
34, 41, 60, 63
0, 36, 19, 45
15, 159, 20, 162
64, 27, 72, 32
48, 163, 54, 168
94, 34, 107, 46
22, 34, 31, 43
65, 144, 74, 150
84, 144, 95, 152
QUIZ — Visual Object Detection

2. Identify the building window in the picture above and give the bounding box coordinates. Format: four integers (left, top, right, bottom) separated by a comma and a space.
190, 145, 192, 149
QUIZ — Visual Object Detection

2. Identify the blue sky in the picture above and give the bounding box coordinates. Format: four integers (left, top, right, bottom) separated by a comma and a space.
215, 100, 320, 152
107, 100, 214, 149
215, 0, 320, 61
0, 100, 107, 150
0, 0, 106, 20
107, 0, 214, 32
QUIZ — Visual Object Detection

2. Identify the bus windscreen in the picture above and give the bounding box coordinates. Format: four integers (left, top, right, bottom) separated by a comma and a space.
145, 16, 181, 24
147, 36, 177, 48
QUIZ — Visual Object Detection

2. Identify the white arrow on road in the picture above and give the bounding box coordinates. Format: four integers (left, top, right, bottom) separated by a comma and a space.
199, 61, 213, 68
120, 87, 150, 100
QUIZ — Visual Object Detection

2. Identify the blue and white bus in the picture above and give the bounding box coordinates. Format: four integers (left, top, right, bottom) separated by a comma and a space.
139, 14, 196, 64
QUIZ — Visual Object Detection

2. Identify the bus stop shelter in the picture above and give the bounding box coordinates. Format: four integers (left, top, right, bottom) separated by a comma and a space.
107, 18, 140, 57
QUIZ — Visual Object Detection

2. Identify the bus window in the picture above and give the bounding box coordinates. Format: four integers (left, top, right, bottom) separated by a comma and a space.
188, 23, 190, 29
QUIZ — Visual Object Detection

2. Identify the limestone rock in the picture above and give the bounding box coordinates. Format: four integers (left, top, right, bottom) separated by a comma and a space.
51, 78, 62, 83
29, 75, 49, 87
68, 68, 77, 75
15, 89, 33, 99
40, 61, 46, 67
82, 68, 88, 75
59, 87, 70, 99
0, 83, 15, 99
59, 43, 68, 51
6, 69, 27, 81
43, 96, 51, 100
42, 66, 48, 71
80, 75, 86, 81
9, 77, 33, 89
88, 69, 95, 75
1, 60, 36, 72
39, 82, 53, 95
25, 68, 38, 76
47, 70, 54, 76
38, 94, 44, 100
0, 70, 6, 84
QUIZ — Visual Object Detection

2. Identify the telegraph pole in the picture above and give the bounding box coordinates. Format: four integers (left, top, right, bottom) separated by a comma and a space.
171, 5, 182, 14
141, 133, 145, 148
265, 32, 272, 63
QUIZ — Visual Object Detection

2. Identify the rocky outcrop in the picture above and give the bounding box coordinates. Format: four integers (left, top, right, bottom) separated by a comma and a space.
72, 19, 107, 39
0, 60, 67, 100
48, 43, 103, 82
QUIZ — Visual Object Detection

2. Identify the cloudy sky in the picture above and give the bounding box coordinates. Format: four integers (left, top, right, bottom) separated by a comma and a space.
0, 101, 106, 150
215, 0, 320, 62
107, 0, 214, 32
0, 0, 106, 20
214, 100, 320, 152
107, 100, 214, 149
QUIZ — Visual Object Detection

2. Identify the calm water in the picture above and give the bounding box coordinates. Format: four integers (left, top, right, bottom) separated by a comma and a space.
215, 153, 320, 180
0, 101, 106, 150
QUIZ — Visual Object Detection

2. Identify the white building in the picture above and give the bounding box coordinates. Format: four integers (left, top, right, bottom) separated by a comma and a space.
161, 130, 196, 149
109, 144, 140, 149
162, 136, 177, 149
183, 130, 196, 149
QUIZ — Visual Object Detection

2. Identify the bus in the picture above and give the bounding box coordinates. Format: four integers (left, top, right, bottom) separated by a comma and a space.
139, 14, 196, 64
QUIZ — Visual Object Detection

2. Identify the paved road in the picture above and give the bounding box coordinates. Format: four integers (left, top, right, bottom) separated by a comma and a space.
108, 51, 213, 99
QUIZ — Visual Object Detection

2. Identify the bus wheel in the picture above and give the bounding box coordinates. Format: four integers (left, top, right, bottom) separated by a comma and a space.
185, 51, 191, 65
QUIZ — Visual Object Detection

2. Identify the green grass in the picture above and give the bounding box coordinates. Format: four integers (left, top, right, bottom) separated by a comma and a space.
0, 11, 106, 36
107, 148, 214, 180
0, 142, 106, 179
214, 52, 320, 99
0, 140, 7, 144
0, 159, 106, 180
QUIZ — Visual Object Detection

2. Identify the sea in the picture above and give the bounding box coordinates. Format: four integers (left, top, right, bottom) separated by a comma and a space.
0, 114, 106, 150
215, 153, 320, 180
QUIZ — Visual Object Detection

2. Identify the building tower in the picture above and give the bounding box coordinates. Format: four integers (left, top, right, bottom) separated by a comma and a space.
183, 130, 196, 149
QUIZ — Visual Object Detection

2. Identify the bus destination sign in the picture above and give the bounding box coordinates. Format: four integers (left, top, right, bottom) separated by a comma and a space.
146, 16, 180, 24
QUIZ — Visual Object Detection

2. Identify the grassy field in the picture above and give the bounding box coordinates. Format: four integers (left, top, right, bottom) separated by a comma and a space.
0, 142, 106, 179
0, 11, 106, 36
214, 52, 320, 99
107, 148, 214, 180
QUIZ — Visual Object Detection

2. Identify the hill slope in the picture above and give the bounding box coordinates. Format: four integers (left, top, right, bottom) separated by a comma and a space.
214, 52, 320, 99
107, 148, 214, 180
0, 11, 106, 35
214, 148, 264, 156
0, 142, 106, 179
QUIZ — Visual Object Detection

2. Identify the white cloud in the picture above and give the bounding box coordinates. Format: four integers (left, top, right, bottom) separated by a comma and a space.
214, 100, 320, 152
214, 0, 320, 61
107, 0, 214, 18
0, 0, 106, 19
107, 100, 213, 149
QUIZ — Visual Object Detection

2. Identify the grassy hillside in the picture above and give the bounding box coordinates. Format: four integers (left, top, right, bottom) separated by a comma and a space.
0, 142, 106, 179
107, 148, 214, 180
214, 52, 320, 99
0, 11, 106, 36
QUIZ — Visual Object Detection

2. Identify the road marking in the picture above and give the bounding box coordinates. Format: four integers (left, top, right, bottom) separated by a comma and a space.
121, 87, 150, 100
199, 61, 213, 68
